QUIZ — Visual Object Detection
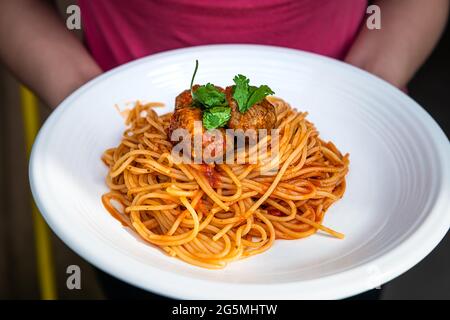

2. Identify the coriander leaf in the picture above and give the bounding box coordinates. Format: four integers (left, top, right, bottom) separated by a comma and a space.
248, 85, 258, 95
189, 60, 228, 109
245, 85, 274, 110
232, 74, 250, 113
202, 106, 231, 130
231, 74, 275, 113
193, 83, 227, 108
238, 85, 258, 113
190, 60, 199, 97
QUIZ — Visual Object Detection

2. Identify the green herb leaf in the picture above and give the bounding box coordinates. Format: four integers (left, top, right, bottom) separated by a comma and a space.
189, 61, 227, 109
232, 75, 274, 113
202, 106, 231, 130
190, 60, 199, 97
193, 83, 227, 109
245, 85, 274, 110
188, 60, 231, 129
232, 74, 250, 113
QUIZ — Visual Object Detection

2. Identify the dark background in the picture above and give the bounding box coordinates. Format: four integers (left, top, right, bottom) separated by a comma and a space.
0, 3, 448, 300
379, 17, 450, 300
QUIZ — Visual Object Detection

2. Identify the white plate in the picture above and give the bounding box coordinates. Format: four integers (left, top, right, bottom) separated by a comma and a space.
30, 45, 450, 299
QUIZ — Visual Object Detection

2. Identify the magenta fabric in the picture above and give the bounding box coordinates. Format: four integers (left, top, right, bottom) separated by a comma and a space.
78, 0, 367, 71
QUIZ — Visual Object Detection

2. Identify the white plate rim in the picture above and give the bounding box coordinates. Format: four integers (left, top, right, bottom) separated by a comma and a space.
29, 44, 450, 299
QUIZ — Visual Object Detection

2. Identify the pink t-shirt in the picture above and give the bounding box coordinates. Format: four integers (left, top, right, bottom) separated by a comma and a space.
78, 0, 367, 71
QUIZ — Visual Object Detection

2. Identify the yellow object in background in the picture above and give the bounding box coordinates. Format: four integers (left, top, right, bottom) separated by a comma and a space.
20, 86, 57, 300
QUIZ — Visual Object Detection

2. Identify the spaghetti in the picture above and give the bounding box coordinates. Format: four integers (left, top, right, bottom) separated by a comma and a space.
102, 97, 349, 269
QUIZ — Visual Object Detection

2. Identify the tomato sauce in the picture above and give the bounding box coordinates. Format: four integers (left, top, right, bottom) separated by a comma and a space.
199, 163, 219, 188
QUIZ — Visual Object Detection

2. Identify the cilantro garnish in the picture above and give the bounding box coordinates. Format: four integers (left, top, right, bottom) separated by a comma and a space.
190, 60, 227, 109
187, 61, 275, 130
194, 83, 227, 108
232, 74, 274, 113
202, 106, 231, 130
189, 60, 229, 129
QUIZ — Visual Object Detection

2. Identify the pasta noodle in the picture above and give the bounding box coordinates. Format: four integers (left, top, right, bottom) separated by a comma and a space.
101, 98, 349, 269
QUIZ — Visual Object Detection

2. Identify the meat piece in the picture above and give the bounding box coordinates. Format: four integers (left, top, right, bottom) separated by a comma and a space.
169, 86, 201, 139
225, 86, 277, 131
168, 85, 276, 163
168, 86, 230, 162
174, 88, 195, 111
168, 104, 202, 139
169, 85, 226, 137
